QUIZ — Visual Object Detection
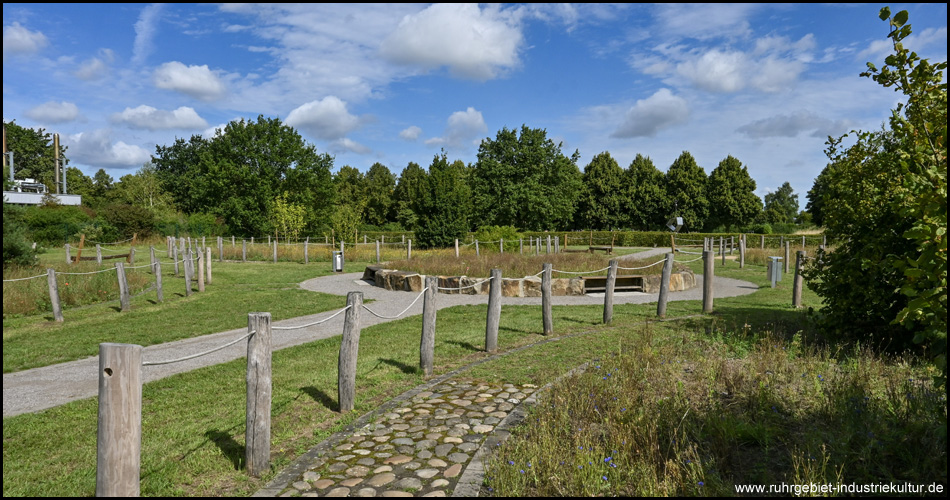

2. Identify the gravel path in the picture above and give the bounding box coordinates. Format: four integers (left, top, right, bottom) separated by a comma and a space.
3, 249, 756, 418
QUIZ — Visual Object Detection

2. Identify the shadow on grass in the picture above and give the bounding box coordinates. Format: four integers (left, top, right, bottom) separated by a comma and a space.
443, 338, 482, 353
301, 386, 340, 412
378, 358, 419, 375
204, 429, 244, 471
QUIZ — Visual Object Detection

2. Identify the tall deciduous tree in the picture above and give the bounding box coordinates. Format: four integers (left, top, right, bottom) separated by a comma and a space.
471, 125, 582, 231
763, 181, 799, 225
577, 152, 625, 230
806, 165, 832, 228
415, 153, 471, 248
664, 151, 709, 232
394, 162, 428, 231
624, 154, 667, 231
805, 7, 947, 385
363, 162, 396, 227
707, 155, 762, 230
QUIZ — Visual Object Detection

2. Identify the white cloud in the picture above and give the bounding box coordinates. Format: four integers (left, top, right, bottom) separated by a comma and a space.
111, 105, 208, 130
331, 137, 371, 155
132, 4, 163, 65
654, 4, 756, 41
675, 49, 747, 93
25, 101, 80, 123
612, 89, 689, 138
399, 125, 422, 141
153, 61, 227, 101
66, 129, 151, 169
3, 22, 49, 61
285, 96, 362, 140
74, 49, 115, 80
381, 3, 524, 80
425, 107, 487, 149
736, 111, 852, 139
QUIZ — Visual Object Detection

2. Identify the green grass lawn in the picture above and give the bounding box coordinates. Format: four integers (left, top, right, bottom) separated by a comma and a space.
3, 251, 943, 497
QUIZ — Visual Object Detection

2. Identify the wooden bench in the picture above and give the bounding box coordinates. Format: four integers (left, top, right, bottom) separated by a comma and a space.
582, 274, 644, 293
588, 246, 613, 254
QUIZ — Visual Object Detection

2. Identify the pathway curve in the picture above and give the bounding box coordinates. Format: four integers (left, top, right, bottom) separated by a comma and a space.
3, 249, 756, 418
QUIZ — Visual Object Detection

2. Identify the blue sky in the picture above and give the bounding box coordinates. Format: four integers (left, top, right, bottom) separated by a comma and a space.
3, 3, 946, 202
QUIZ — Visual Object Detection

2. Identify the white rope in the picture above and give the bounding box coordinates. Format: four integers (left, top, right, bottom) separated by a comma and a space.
361, 288, 428, 319
125, 262, 156, 270
56, 267, 117, 276
617, 261, 666, 271
272, 305, 352, 330
87, 236, 134, 245
551, 266, 611, 275
673, 256, 704, 264
143, 331, 254, 366
3, 273, 48, 282
437, 277, 493, 291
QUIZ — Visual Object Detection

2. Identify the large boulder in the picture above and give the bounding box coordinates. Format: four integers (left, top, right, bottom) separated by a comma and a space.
438, 276, 461, 294
523, 276, 542, 297
501, 278, 523, 297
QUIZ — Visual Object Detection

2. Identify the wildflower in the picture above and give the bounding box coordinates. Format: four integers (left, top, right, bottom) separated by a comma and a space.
605, 457, 612, 463
698, 481, 704, 486
602, 476, 608, 481
508, 461, 514, 465
520, 470, 524, 474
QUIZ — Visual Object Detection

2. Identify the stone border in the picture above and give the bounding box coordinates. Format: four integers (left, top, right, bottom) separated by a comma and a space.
362, 266, 696, 298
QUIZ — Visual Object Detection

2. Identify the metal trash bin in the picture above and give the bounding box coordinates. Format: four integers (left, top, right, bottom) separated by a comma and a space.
767, 256, 783, 288
332, 251, 344, 273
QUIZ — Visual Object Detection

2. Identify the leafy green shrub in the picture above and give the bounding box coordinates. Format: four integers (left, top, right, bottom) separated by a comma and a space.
3, 203, 36, 268
21, 204, 91, 245
473, 225, 522, 252
101, 203, 156, 238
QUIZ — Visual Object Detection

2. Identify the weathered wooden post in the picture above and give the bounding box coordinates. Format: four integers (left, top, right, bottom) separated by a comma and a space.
376, 240, 381, 264
173, 244, 180, 276
720, 237, 725, 266
152, 260, 163, 302
149, 246, 156, 272
197, 250, 205, 292
801, 235, 806, 248
730, 236, 735, 255
542, 263, 553, 335
793, 251, 806, 308
246, 312, 272, 477
784, 241, 791, 273
822, 234, 826, 247
232, 235, 235, 247
420, 276, 437, 377
305, 238, 310, 264
184, 249, 193, 296
96, 244, 103, 265
116, 262, 131, 312
555, 236, 559, 253
408, 239, 412, 260
267, 235, 271, 245
702, 250, 714, 314
95, 342, 142, 497
546, 235, 551, 254
66, 244, 72, 264
519, 238, 523, 255
485, 269, 502, 353
657, 253, 673, 318
760, 234, 765, 249
364, 235, 368, 244
475, 240, 480, 257
166, 236, 172, 258
218, 237, 223, 262
273, 240, 277, 263
47, 269, 63, 322
603, 259, 618, 324
339, 292, 363, 412
500, 238, 504, 254
455, 238, 460, 258
739, 236, 746, 268
402, 234, 405, 244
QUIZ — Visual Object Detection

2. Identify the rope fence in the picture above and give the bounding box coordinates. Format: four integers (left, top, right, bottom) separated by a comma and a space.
436, 277, 493, 291
142, 331, 254, 366
361, 288, 428, 319
3, 273, 48, 282
271, 305, 353, 330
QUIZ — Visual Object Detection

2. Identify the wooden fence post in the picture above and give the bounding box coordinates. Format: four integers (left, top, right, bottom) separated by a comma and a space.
793, 251, 806, 308
420, 276, 437, 377
218, 237, 223, 262
784, 241, 791, 274
376, 240, 381, 264
455, 238, 459, 258
149, 246, 156, 272
519, 238, 523, 255
546, 235, 551, 254
197, 250, 205, 292
246, 312, 272, 477
485, 269, 502, 353
703, 250, 714, 314
305, 238, 310, 264
206, 247, 212, 285
153, 260, 163, 302
273, 241, 277, 263
500, 238, 504, 254
604, 259, 618, 324
173, 244, 180, 276
96, 244, 103, 265
739, 236, 746, 268
408, 239, 412, 260
475, 240, 480, 257
95, 343, 142, 497
166, 236, 171, 259
48, 269, 63, 322
760, 234, 765, 249
242, 239, 247, 262
657, 253, 673, 318
184, 249, 193, 296
720, 237, 725, 266
542, 263, 553, 335
232, 235, 235, 247
66, 244, 72, 264
339, 292, 363, 412
116, 262, 131, 312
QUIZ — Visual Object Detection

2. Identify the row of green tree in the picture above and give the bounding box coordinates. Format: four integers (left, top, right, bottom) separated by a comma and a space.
5, 116, 808, 250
